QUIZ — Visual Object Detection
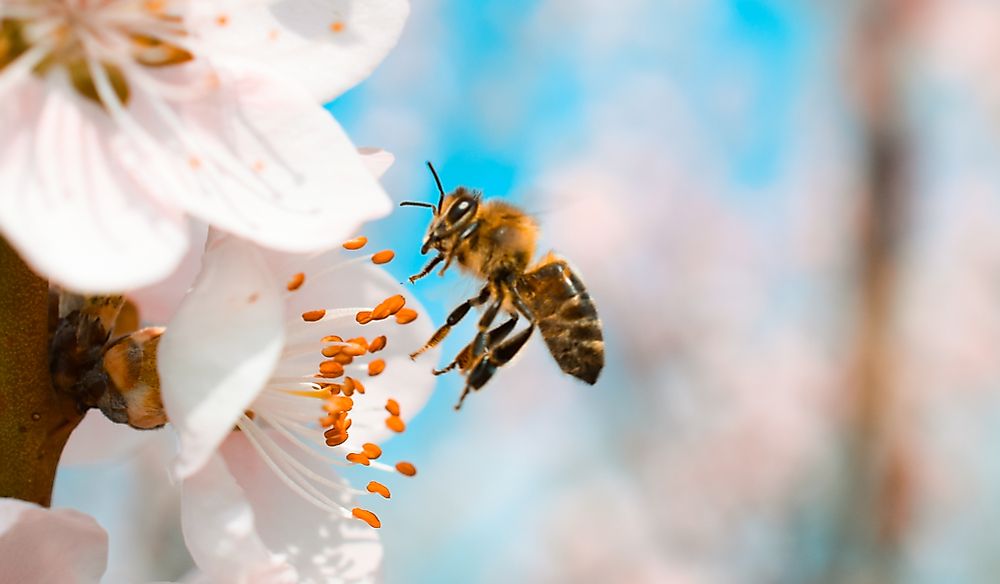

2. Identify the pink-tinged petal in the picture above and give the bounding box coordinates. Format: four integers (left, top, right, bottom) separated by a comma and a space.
127, 61, 391, 254
60, 410, 158, 466
182, 451, 297, 583
273, 253, 437, 446
0, 79, 188, 292
159, 236, 286, 478
358, 148, 395, 179
0, 499, 107, 583
127, 222, 209, 325
192, 0, 409, 102
218, 433, 383, 583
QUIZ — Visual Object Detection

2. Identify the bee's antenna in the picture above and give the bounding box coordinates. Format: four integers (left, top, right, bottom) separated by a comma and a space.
399, 201, 438, 213
426, 161, 446, 210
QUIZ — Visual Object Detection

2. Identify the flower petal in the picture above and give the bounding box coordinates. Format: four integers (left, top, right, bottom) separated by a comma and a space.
218, 432, 383, 583
0, 498, 107, 583
193, 0, 410, 102
126, 61, 391, 254
159, 236, 286, 478
0, 79, 188, 292
358, 147, 395, 179
60, 410, 157, 466
127, 222, 209, 325
182, 449, 297, 583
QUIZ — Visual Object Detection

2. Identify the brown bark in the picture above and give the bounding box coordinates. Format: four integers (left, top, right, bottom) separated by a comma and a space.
0, 238, 83, 506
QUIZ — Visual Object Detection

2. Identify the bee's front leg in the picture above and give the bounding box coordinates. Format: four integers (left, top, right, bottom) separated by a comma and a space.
408, 254, 443, 284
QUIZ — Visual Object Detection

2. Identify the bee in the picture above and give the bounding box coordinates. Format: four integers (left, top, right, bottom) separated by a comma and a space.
401, 162, 604, 409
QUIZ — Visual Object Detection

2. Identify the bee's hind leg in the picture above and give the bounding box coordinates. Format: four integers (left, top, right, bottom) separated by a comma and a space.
455, 324, 535, 410
434, 312, 518, 376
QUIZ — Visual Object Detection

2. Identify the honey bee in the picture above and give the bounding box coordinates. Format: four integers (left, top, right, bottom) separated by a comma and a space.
401, 162, 604, 409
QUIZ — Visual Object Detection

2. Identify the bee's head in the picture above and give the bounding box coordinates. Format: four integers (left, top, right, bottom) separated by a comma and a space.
400, 162, 481, 255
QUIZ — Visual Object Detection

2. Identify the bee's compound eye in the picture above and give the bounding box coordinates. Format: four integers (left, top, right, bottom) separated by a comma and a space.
447, 199, 474, 223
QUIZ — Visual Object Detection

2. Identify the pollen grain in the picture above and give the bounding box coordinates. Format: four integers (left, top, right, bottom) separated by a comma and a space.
367, 481, 391, 499
395, 308, 418, 324
319, 360, 345, 377
302, 309, 326, 322
368, 359, 386, 376
343, 236, 368, 250
371, 250, 395, 265
386, 415, 405, 433
352, 508, 381, 528
362, 443, 382, 459
286, 272, 305, 291
346, 452, 371, 466
368, 335, 387, 353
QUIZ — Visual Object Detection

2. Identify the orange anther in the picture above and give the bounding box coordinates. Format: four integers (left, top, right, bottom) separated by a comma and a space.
323, 396, 353, 413
286, 272, 305, 291
321, 345, 343, 358
321, 335, 343, 343
330, 21, 345, 33
395, 308, 418, 324
332, 353, 354, 366
385, 398, 400, 416
395, 462, 417, 476
368, 359, 386, 376
320, 414, 337, 427
362, 443, 382, 459
384, 295, 406, 314
216, 14, 229, 26
302, 309, 326, 322
348, 337, 369, 351
356, 311, 373, 325
371, 250, 395, 265
350, 377, 366, 394
342, 236, 368, 250
368, 335, 387, 353
325, 433, 348, 447
346, 452, 371, 466
319, 361, 345, 376
367, 481, 391, 499
386, 415, 405, 433
342, 343, 367, 357
372, 295, 406, 320
341, 377, 356, 396
352, 508, 381, 528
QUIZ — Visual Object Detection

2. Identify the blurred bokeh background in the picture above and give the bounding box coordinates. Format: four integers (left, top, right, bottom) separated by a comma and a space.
54, 0, 1000, 582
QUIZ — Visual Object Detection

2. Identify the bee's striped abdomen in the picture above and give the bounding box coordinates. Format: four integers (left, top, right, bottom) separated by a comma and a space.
518, 258, 604, 384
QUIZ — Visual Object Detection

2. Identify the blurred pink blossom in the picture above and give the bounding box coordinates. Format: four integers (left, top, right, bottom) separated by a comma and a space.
0, 498, 109, 583
0, 0, 408, 292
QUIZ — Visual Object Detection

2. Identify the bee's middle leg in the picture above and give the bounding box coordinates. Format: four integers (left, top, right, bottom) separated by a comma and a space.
434, 312, 518, 376
410, 285, 491, 359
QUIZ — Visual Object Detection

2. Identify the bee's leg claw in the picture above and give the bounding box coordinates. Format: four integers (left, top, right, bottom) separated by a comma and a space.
454, 386, 472, 410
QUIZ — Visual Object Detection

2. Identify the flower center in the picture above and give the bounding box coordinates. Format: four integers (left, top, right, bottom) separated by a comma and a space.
235, 238, 427, 529
0, 0, 192, 105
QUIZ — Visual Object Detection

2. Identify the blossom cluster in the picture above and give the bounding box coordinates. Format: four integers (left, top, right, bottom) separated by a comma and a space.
0, 0, 436, 581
